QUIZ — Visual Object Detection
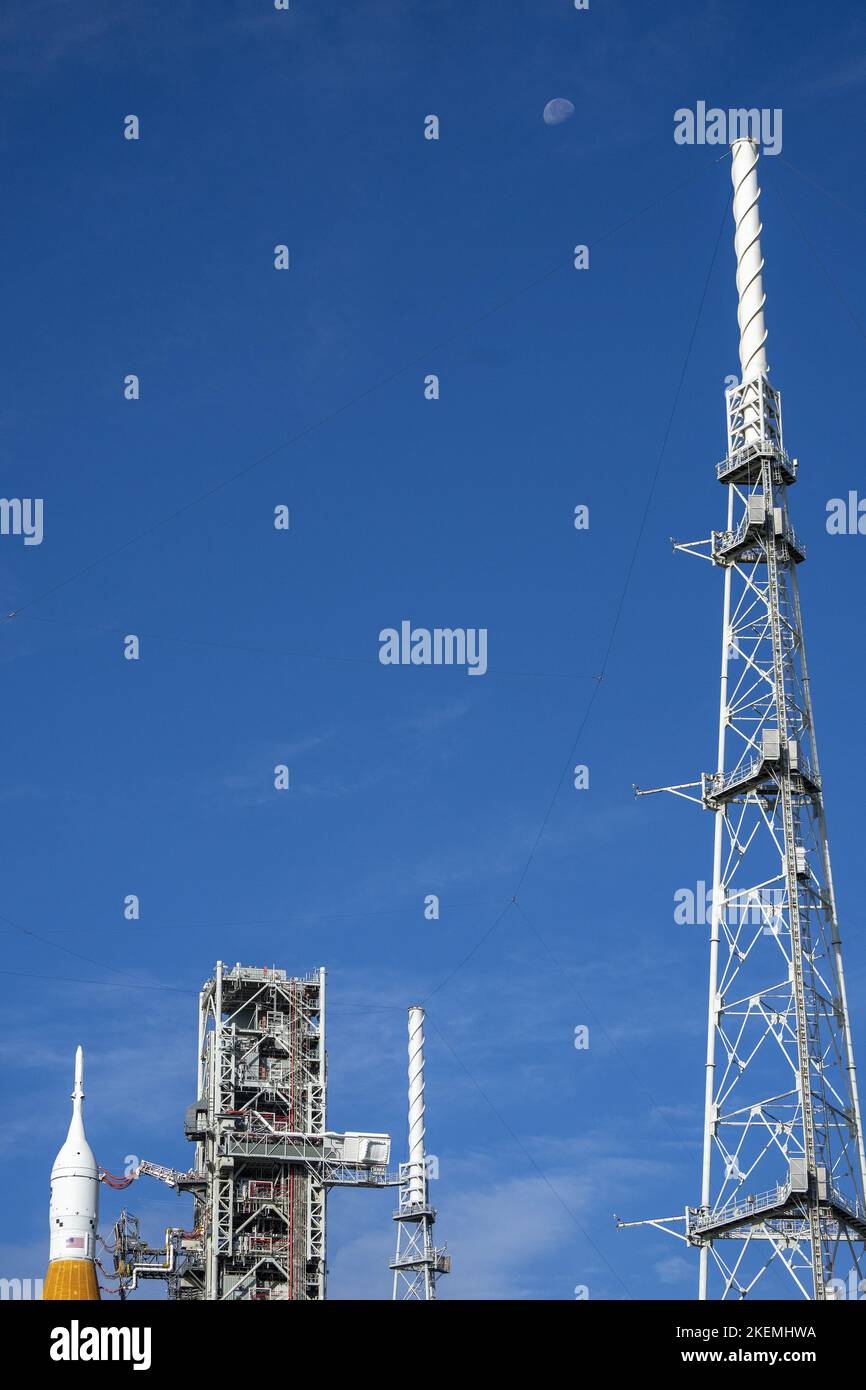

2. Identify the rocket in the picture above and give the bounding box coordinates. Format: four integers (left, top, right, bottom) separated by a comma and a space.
43, 1046, 101, 1300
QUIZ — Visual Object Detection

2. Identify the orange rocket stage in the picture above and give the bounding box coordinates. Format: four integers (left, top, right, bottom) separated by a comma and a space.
43, 1258, 100, 1300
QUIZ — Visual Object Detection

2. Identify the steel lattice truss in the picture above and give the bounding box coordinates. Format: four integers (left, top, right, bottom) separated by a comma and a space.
629, 373, 866, 1299
102, 963, 399, 1301
390, 1161, 450, 1300
170, 964, 397, 1301
700, 375, 866, 1297
188, 965, 329, 1301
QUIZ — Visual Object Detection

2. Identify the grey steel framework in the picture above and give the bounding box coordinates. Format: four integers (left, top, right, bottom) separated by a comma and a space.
193, 963, 328, 1299
180, 962, 398, 1300
621, 139, 866, 1299
100, 962, 452, 1300
101, 961, 399, 1300
390, 1007, 450, 1299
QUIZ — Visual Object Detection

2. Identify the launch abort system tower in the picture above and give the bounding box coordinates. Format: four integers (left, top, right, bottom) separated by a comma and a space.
623, 139, 866, 1299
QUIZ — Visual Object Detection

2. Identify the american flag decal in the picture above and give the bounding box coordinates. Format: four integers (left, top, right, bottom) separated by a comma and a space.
65, 1236, 85, 1249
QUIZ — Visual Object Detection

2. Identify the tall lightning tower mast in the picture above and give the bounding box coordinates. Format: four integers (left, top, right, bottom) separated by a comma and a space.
390, 1007, 450, 1299
623, 139, 866, 1299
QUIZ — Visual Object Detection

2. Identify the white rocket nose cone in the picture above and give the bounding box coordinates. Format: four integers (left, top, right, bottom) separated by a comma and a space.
53, 1045, 97, 1175
49, 1046, 99, 1264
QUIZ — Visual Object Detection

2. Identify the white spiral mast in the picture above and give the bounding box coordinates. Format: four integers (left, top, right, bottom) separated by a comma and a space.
407, 1006, 426, 1206
390, 1006, 450, 1299
731, 137, 768, 384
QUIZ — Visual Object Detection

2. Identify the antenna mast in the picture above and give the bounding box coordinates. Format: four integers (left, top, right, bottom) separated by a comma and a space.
391, 1007, 450, 1298
625, 139, 866, 1299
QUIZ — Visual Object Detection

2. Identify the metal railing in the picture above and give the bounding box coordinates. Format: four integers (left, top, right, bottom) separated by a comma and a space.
692, 1181, 866, 1237
713, 513, 806, 563
707, 747, 821, 800
707, 753, 767, 798
716, 440, 794, 482
691, 1182, 792, 1233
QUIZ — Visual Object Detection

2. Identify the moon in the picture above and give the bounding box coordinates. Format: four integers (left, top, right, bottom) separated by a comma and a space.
543, 98, 575, 127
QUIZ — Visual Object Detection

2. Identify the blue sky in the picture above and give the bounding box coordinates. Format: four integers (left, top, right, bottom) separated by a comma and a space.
1, 0, 866, 1300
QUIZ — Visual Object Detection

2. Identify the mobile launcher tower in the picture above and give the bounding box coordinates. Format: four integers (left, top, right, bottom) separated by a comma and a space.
104, 963, 449, 1301
187, 963, 336, 1301
621, 139, 866, 1299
